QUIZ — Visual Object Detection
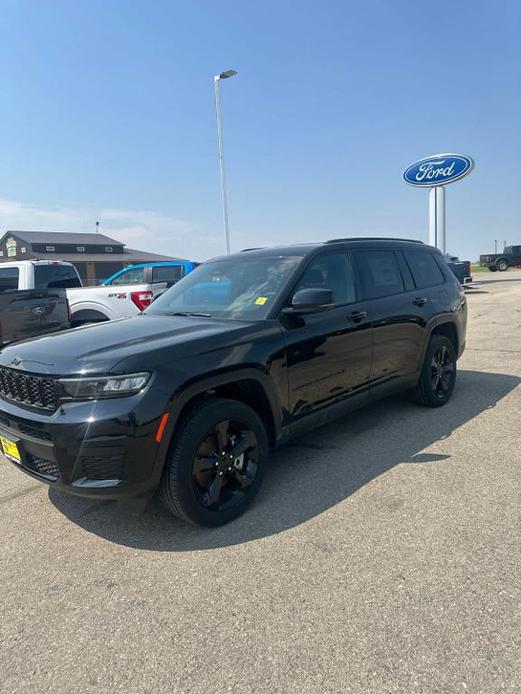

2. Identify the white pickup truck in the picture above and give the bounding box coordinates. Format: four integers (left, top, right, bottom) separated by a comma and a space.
0, 260, 168, 326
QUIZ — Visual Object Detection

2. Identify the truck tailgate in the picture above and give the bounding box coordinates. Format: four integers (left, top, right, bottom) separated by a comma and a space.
0, 289, 70, 346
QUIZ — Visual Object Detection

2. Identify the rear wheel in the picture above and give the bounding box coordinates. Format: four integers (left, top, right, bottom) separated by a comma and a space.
160, 398, 268, 526
408, 335, 457, 407
497, 259, 509, 272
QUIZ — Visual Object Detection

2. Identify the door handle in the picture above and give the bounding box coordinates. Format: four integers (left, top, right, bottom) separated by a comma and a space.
412, 297, 428, 306
348, 310, 367, 323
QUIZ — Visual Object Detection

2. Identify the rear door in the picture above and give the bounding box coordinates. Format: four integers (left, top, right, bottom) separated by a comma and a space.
151, 264, 184, 287
512, 246, 521, 265
284, 252, 372, 422
352, 248, 428, 384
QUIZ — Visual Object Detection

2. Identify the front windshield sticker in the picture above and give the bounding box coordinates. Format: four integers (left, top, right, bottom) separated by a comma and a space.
254, 296, 268, 305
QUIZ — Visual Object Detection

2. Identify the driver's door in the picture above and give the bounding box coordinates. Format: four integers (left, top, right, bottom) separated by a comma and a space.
282, 252, 372, 426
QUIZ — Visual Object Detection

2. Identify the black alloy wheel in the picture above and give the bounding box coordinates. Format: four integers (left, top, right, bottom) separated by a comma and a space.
160, 398, 268, 526
430, 344, 455, 400
192, 419, 259, 512
408, 335, 457, 407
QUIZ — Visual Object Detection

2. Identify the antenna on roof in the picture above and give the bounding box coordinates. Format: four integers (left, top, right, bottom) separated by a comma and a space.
96, 221, 100, 234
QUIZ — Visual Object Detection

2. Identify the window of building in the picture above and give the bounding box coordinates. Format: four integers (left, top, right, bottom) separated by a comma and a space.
295, 253, 356, 305
21, 247, 27, 254
45, 245, 56, 252
0, 267, 20, 292
354, 250, 405, 299
105, 247, 113, 253
77, 246, 85, 252
403, 250, 445, 289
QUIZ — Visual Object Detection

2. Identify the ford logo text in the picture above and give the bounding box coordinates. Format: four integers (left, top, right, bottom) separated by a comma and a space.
403, 153, 474, 187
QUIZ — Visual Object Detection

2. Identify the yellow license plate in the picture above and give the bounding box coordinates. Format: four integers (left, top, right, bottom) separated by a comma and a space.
0, 435, 21, 463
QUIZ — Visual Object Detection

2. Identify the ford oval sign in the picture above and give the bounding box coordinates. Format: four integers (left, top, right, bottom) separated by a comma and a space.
403, 153, 474, 187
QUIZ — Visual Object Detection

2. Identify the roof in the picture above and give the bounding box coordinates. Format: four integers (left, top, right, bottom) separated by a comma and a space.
210, 237, 428, 262
3, 230, 124, 246
28, 247, 186, 263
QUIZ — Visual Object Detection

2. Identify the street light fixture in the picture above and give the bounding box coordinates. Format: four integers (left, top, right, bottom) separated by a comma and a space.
214, 68, 237, 255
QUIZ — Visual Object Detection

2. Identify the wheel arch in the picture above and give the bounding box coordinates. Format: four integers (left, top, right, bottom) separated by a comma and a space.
158, 369, 284, 468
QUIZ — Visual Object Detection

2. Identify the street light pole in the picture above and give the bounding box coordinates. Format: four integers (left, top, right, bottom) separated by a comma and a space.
214, 69, 237, 255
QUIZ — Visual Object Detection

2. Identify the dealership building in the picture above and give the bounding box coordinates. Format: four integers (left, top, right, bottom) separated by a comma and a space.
0, 230, 185, 284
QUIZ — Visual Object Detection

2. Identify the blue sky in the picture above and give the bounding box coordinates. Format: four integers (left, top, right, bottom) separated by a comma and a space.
0, 0, 520, 260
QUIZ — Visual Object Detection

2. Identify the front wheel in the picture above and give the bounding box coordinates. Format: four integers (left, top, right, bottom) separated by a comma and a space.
160, 398, 268, 526
408, 335, 457, 407
488, 266, 497, 272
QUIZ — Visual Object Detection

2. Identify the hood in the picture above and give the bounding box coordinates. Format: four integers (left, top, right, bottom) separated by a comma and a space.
0, 314, 253, 376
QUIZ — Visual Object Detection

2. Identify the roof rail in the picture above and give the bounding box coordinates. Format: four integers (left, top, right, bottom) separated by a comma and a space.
324, 237, 424, 244
240, 247, 266, 252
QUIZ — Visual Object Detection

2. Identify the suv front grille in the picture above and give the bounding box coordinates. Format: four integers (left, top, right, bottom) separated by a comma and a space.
0, 368, 58, 412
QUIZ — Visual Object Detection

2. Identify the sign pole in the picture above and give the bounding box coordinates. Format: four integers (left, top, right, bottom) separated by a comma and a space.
428, 185, 446, 253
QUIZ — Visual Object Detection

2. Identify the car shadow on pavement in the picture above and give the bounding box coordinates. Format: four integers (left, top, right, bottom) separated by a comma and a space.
49, 369, 520, 551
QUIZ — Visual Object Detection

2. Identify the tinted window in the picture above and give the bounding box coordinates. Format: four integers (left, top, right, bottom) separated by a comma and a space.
295, 253, 356, 305
110, 268, 145, 285
0, 268, 19, 293
152, 266, 183, 284
34, 264, 81, 289
404, 251, 445, 289
355, 250, 404, 299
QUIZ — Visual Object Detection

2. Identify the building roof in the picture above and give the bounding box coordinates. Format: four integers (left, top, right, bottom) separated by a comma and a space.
3, 230, 124, 246
33, 247, 186, 263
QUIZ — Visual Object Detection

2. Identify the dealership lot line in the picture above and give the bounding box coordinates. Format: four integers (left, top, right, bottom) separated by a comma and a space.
1, 271, 520, 694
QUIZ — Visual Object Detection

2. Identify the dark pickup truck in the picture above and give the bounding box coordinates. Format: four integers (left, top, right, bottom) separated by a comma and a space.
0, 289, 71, 347
444, 255, 472, 285
480, 245, 521, 272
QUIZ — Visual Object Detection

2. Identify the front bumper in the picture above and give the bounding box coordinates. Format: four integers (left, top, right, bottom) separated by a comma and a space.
0, 393, 167, 500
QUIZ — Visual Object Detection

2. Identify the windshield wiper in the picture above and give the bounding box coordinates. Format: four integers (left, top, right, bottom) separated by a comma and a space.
167, 311, 212, 318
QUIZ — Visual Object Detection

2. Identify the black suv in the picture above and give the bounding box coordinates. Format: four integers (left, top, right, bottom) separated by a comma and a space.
0, 239, 467, 526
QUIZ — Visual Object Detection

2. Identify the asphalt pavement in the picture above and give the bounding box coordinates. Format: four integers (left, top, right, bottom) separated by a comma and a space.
1, 271, 520, 694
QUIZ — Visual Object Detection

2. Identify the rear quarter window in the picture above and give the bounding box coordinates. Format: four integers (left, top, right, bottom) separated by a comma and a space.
404, 251, 445, 289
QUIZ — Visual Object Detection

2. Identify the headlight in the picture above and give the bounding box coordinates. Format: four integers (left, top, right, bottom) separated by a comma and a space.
59, 373, 151, 401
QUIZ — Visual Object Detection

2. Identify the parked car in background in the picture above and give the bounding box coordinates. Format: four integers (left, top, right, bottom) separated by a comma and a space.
0, 260, 169, 326
0, 263, 71, 346
443, 255, 473, 285
0, 238, 467, 527
102, 261, 199, 288
479, 245, 521, 271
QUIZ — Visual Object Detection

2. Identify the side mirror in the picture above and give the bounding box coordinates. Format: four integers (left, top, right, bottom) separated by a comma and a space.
283, 288, 335, 315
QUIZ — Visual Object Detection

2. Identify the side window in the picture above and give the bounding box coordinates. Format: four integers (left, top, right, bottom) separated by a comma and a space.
110, 268, 145, 285
0, 268, 19, 293
404, 250, 445, 289
152, 266, 183, 284
295, 253, 356, 305
354, 250, 404, 299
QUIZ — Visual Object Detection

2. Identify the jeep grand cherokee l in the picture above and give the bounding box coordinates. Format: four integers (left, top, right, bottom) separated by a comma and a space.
0, 238, 467, 526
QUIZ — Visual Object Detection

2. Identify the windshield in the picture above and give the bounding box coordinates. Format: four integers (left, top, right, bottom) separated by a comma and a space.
147, 256, 301, 320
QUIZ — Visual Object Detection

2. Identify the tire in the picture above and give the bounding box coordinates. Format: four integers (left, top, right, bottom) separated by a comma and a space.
497, 259, 509, 272
408, 335, 457, 408
488, 266, 497, 272
160, 397, 268, 526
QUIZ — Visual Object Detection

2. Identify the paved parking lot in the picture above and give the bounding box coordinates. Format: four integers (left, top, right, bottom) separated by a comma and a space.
1, 271, 520, 694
